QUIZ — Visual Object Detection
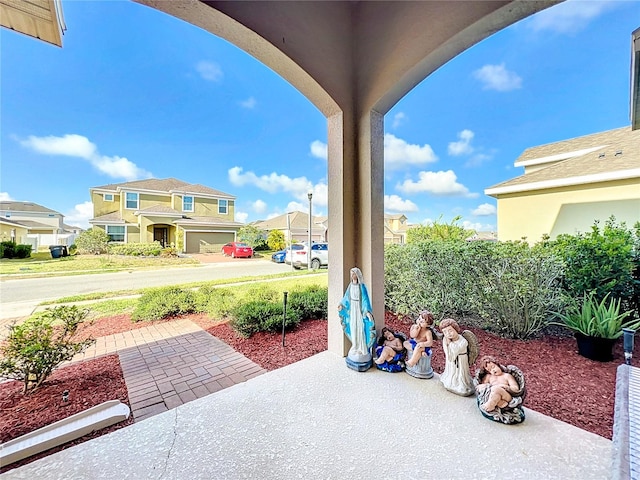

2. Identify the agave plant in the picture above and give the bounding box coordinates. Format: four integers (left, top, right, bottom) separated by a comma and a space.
552, 292, 640, 339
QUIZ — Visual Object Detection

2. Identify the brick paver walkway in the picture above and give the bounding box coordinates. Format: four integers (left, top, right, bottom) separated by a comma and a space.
71, 319, 267, 422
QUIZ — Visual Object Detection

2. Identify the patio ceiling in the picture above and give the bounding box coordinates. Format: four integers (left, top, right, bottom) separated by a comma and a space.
0, 0, 65, 47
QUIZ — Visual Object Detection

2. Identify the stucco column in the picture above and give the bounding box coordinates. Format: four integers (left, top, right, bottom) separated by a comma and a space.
327, 109, 385, 356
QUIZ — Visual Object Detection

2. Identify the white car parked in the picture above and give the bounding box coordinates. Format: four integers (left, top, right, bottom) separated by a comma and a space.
286, 242, 328, 269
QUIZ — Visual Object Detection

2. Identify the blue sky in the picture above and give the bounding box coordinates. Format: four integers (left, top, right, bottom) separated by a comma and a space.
1, 0, 638, 231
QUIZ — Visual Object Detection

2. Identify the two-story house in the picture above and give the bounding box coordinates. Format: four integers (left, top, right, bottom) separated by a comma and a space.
89, 178, 244, 253
485, 126, 640, 242
0, 201, 80, 248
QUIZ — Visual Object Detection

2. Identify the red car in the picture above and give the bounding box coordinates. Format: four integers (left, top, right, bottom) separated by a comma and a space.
221, 242, 254, 258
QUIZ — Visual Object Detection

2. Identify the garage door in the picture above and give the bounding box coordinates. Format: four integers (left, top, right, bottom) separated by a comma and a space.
185, 232, 235, 253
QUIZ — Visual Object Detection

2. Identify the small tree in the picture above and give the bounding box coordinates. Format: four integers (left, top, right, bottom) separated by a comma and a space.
237, 225, 264, 248
407, 215, 475, 243
267, 229, 286, 251
0, 306, 95, 393
75, 227, 110, 254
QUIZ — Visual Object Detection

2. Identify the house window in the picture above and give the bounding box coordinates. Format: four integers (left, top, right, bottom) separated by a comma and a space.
104, 193, 114, 202
5, 213, 10, 218
219, 199, 228, 214
125, 192, 138, 209
183, 195, 194, 212
106, 225, 125, 242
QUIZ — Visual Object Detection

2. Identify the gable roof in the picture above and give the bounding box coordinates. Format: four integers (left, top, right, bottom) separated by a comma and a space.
486, 126, 640, 196
252, 211, 323, 230
91, 178, 235, 199
0, 201, 61, 215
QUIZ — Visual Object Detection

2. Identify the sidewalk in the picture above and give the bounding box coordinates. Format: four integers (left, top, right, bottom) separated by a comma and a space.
71, 318, 267, 421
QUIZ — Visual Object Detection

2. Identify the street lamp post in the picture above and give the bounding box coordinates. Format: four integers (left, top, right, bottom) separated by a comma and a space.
307, 191, 313, 270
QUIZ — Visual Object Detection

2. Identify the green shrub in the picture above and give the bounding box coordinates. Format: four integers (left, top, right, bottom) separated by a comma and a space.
287, 285, 328, 320
75, 228, 109, 254
0, 306, 95, 393
193, 286, 238, 318
68, 243, 78, 255
109, 242, 162, 256
1, 241, 16, 258
14, 244, 32, 259
132, 287, 196, 321
267, 230, 286, 251
245, 284, 278, 303
230, 300, 299, 338
0, 241, 32, 259
384, 241, 473, 318
466, 241, 565, 339
543, 217, 636, 308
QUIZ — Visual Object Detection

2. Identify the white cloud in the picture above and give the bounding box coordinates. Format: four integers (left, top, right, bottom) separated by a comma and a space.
384, 133, 437, 169
240, 97, 256, 109
310, 140, 328, 160
0, 192, 14, 201
448, 130, 475, 156
252, 199, 267, 214
235, 211, 249, 223
196, 60, 223, 82
466, 152, 493, 168
228, 167, 328, 207
473, 63, 522, 92
472, 203, 496, 216
286, 201, 306, 212
392, 112, 406, 129
463, 220, 495, 232
63, 201, 94, 229
526, 0, 618, 34
396, 170, 478, 198
20, 134, 152, 181
384, 194, 418, 213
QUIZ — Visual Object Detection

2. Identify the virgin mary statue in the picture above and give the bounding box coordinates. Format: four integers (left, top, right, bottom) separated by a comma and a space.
338, 267, 376, 371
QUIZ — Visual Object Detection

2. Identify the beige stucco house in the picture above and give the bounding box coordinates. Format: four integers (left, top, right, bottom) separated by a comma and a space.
384, 214, 409, 244
89, 178, 243, 253
252, 211, 327, 244
0, 201, 80, 249
485, 126, 640, 243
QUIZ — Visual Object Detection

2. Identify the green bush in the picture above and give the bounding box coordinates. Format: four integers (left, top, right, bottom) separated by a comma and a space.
466, 241, 565, 339
14, 244, 32, 259
1, 241, 16, 258
267, 230, 286, 251
0, 306, 95, 393
0, 241, 32, 259
245, 284, 278, 303
132, 287, 196, 321
68, 243, 78, 255
384, 241, 473, 318
75, 228, 109, 254
287, 285, 328, 320
543, 217, 638, 317
193, 286, 238, 318
109, 242, 162, 256
160, 246, 178, 257
230, 300, 299, 338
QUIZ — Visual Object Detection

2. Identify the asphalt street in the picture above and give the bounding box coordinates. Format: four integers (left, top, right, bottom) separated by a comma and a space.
0, 260, 292, 320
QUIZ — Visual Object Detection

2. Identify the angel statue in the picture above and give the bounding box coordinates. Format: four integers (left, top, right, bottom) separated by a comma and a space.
474, 355, 526, 424
338, 267, 376, 371
438, 318, 478, 396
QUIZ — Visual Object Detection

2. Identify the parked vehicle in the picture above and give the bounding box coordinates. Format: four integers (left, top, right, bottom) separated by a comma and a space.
283, 244, 305, 265
221, 242, 254, 258
271, 249, 287, 263
287, 242, 328, 269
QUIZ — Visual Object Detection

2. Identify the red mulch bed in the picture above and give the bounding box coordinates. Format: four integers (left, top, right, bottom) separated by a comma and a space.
2, 310, 636, 472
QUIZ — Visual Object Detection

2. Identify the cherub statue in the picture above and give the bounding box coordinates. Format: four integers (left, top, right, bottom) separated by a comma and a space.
374, 327, 406, 372
338, 267, 376, 371
404, 310, 438, 379
438, 318, 478, 396
474, 355, 526, 424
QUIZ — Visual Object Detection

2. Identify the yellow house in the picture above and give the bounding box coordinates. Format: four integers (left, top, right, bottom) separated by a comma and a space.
89, 178, 243, 253
384, 214, 409, 244
485, 126, 640, 243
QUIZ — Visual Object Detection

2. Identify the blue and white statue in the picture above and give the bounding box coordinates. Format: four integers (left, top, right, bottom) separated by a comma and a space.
338, 267, 376, 371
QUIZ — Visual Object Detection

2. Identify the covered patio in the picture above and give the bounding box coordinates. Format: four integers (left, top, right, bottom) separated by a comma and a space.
2, 351, 611, 479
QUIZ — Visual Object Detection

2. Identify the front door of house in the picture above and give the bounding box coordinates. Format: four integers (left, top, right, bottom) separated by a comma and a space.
154, 227, 168, 247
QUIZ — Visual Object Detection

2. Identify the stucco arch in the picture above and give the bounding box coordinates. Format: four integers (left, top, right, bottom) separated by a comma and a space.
134, 0, 560, 356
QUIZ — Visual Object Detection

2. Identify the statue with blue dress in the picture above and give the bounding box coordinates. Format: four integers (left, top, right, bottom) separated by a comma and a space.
338, 267, 376, 371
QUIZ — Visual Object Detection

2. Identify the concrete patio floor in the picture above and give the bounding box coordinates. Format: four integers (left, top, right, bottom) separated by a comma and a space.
2, 351, 611, 480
